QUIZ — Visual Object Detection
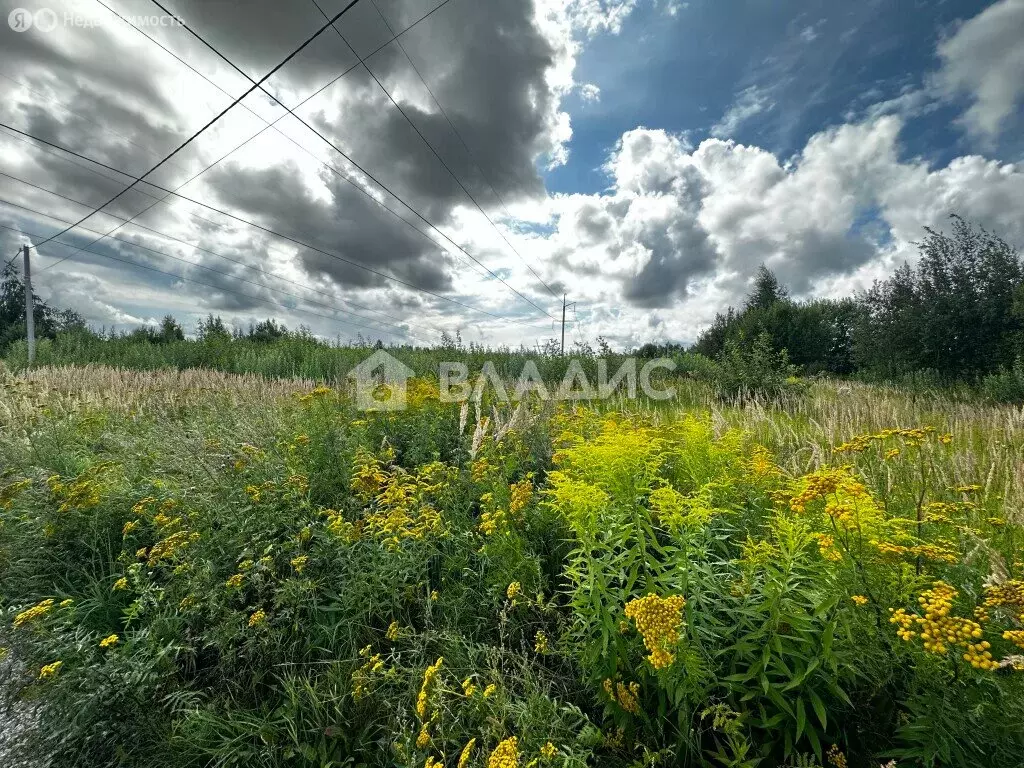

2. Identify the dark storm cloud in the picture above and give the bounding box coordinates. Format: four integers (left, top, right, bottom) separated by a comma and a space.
202, 160, 454, 291
0, 0, 567, 331
301, 0, 558, 222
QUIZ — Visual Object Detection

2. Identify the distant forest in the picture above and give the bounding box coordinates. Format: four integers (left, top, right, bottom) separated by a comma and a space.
4, 215, 1024, 399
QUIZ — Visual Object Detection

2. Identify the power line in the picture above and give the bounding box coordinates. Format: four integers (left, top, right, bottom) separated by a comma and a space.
0, 190, 426, 341
0, 69, 194, 180
89, 0, 488, 286
0, 170, 419, 331
0, 122, 552, 328
147, 0, 557, 323
29, 0, 368, 252
0, 2, 485, 289
0, 223, 431, 344
363, 0, 560, 301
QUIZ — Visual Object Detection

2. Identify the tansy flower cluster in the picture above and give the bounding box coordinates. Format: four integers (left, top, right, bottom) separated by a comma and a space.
506, 582, 521, 601
812, 533, 843, 562
826, 744, 848, 768
99, 634, 119, 649
603, 678, 641, 714
851, 595, 869, 606
624, 593, 687, 669
889, 582, 995, 669
248, 609, 267, 628
833, 427, 939, 454
13, 598, 54, 628
38, 660, 62, 680
488, 736, 519, 768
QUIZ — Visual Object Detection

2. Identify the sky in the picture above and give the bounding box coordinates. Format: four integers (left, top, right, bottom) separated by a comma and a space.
0, 0, 1022, 350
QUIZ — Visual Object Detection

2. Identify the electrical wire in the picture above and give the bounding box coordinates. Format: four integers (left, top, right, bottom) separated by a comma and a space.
0, 222, 431, 344
88, 0, 489, 282
0, 170, 419, 331
314, 0, 560, 301
28, 0, 368, 252
146, 0, 558, 323
0, 191, 425, 340
0, 122, 552, 329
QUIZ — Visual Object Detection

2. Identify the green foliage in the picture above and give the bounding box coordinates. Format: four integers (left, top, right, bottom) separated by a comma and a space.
709, 333, 800, 401
855, 215, 1024, 381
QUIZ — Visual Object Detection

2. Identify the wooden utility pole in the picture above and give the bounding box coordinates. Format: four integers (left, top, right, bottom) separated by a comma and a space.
560, 294, 577, 356
23, 245, 35, 365
560, 294, 566, 356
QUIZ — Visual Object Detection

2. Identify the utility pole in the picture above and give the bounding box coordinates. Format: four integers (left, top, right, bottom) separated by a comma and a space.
23, 245, 35, 365
560, 294, 576, 356
560, 294, 566, 356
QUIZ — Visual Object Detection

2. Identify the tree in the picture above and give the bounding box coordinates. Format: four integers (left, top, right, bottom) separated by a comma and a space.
854, 216, 1022, 380
158, 315, 184, 344
0, 262, 86, 350
248, 319, 288, 344
197, 314, 231, 342
746, 264, 788, 311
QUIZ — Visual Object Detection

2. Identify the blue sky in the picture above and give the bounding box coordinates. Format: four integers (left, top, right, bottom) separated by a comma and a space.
551, 0, 1020, 195
0, 0, 1022, 348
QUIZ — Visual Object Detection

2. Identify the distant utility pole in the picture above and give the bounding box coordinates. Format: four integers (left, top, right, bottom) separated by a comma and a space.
23, 245, 35, 365
560, 293, 576, 356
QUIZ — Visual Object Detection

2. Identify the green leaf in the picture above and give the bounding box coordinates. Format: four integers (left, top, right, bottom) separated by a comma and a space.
795, 697, 806, 741
809, 689, 828, 730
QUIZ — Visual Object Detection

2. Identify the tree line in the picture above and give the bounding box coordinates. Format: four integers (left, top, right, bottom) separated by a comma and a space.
680, 216, 1024, 393
3, 215, 1024, 398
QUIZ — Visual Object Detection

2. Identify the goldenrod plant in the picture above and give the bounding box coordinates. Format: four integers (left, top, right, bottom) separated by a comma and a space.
1, 362, 1023, 766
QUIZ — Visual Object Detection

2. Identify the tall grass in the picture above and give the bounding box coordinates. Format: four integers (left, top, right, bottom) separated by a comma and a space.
1, 363, 1022, 767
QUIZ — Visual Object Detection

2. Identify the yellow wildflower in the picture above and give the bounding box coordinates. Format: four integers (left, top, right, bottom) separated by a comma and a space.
462, 677, 477, 697
99, 634, 120, 649
534, 630, 549, 654
386, 621, 401, 641
13, 599, 54, 628
507, 582, 522, 601
226, 573, 244, 589
624, 593, 687, 669
289, 555, 308, 574
248, 609, 267, 628
488, 737, 519, 768
38, 660, 62, 680
458, 738, 477, 768
851, 595, 868, 606
540, 742, 557, 759
417, 657, 443, 720
483, 683, 497, 698
59, 599, 74, 609
416, 723, 431, 749
122, 520, 139, 536
827, 744, 848, 768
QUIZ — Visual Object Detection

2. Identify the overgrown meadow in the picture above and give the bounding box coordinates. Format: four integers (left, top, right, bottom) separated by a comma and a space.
1, 363, 1023, 768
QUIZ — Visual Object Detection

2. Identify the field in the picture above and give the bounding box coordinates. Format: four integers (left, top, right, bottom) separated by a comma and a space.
1, 360, 1023, 767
